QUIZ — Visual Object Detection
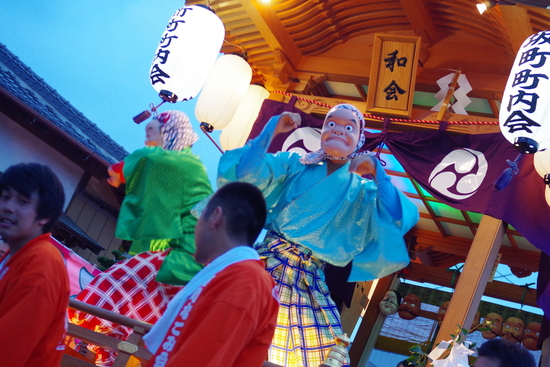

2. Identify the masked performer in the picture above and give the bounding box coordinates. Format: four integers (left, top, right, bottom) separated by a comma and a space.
216, 104, 419, 367
71, 110, 212, 366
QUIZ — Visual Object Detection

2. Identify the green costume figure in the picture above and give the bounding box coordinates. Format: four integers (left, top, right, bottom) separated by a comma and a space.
108, 110, 212, 285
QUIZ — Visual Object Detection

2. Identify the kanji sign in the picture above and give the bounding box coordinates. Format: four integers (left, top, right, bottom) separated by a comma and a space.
366, 34, 420, 118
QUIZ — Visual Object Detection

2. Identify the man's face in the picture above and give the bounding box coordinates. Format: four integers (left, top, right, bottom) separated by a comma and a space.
0, 187, 46, 249
482, 313, 503, 339
379, 290, 399, 316
320, 108, 360, 158
145, 119, 163, 147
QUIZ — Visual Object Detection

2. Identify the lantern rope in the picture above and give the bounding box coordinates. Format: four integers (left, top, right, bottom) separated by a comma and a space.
272, 90, 500, 126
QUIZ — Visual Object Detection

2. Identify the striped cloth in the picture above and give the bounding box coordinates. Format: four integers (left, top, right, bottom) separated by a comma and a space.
68, 250, 183, 366
256, 232, 350, 367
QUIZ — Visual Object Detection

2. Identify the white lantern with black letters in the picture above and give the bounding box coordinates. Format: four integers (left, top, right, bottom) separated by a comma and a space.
500, 30, 550, 154
134, 5, 224, 123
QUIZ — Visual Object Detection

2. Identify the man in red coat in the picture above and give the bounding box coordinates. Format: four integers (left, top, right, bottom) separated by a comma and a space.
144, 182, 280, 367
0, 163, 69, 367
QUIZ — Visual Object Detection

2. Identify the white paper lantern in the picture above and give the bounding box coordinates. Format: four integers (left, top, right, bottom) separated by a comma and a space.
499, 30, 550, 154
545, 186, 550, 206
149, 5, 224, 102
534, 149, 550, 179
220, 85, 270, 150
534, 150, 550, 205
195, 54, 253, 130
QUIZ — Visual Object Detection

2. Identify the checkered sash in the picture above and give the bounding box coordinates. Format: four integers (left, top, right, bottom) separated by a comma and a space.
69, 250, 183, 340
257, 231, 349, 367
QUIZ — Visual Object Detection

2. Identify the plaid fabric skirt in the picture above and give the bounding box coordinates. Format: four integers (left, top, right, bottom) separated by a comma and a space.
69, 250, 183, 366
256, 231, 349, 367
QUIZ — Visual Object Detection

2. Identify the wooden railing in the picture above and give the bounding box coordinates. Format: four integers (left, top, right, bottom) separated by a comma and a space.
64, 299, 282, 367
64, 299, 152, 367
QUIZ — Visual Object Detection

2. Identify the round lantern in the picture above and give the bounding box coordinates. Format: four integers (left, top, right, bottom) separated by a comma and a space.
195, 54, 253, 130
149, 5, 224, 102
220, 84, 269, 150
500, 30, 550, 154
534, 150, 550, 205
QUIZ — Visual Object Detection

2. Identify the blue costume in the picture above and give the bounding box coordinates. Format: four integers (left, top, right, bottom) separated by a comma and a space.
218, 110, 419, 366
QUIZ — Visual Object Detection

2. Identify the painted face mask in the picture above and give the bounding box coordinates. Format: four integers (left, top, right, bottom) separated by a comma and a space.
501, 316, 525, 343
481, 313, 503, 339
300, 103, 370, 165
522, 322, 541, 351
398, 294, 421, 320
379, 290, 400, 316
437, 301, 450, 326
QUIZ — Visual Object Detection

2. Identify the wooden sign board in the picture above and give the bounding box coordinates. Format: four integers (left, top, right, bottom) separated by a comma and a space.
366, 34, 421, 118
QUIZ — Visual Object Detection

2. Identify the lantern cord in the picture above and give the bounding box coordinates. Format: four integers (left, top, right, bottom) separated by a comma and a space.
200, 123, 225, 154
223, 39, 247, 57
494, 153, 522, 191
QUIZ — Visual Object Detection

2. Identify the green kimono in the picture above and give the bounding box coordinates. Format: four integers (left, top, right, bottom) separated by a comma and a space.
116, 146, 212, 285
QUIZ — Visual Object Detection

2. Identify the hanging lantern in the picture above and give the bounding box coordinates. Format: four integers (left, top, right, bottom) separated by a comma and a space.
195, 54, 253, 131
499, 30, 550, 154
133, 5, 224, 123
220, 84, 269, 151
534, 149, 550, 205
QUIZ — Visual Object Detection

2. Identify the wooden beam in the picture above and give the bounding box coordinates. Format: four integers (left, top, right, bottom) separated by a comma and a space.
398, 0, 438, 46
499, 6, 533, 54
434, 215, 506, 346
349, 275, 396, 367
340, 281, 374, 336
410, 228, 540, 272
296, 56, 507, 100
238, 0, 302, 69
278, 93, 501, 135
406, 261, 539, 307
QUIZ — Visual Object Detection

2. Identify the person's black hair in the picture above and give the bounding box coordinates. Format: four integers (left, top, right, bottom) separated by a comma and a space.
204, 182, 266, 245
477, 338, 535, 367
389, 289, 403, 306
0, 163, 65, 233
396, 360, 416, 367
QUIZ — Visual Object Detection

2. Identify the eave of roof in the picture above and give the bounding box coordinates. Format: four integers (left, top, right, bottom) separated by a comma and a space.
0, 42, 128, 164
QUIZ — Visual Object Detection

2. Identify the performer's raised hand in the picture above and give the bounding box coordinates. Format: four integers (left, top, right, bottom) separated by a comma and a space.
349, 155, 378, 179
274, 112, 301, 136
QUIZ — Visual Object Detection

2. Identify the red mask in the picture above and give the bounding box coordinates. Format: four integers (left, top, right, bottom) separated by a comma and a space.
398, 294, 421, 320
521, 322, 541, 350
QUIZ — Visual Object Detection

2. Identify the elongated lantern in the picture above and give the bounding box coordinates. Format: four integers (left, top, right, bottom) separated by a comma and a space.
534, 150, 550, 205
195, 54, 252, 130
135, 5, 224, 123
500, 30, 550, 154
220, 85, 269, 150
149, 5, 224, 103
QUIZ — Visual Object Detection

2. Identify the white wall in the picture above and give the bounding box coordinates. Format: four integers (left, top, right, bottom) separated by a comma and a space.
0, 112, 84, 209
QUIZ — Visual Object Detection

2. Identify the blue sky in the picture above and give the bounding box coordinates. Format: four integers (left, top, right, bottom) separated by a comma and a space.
0, 0, 223, 184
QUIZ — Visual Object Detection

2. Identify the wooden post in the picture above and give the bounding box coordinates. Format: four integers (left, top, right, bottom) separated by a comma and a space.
340, 281, 375, 336
433, 215, 506, 347
349, 274, 398, 367
436, 70, 461, 122
541, 337, 550, 367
